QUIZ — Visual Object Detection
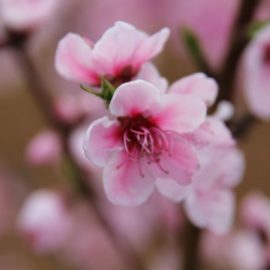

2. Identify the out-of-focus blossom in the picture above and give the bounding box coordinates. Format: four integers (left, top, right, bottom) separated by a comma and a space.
101, 194, 183, 252
60, 204, 123, 270
241, 192, 270, 239
17, 190, 72, 254
182, 116, 243, 234
25, 130, 62, 166
212, 101, 235, 121
242, 24, 270, 120
84, 80, 206, 206
0, 0, 59, 32
55, 21, 169, 87
202, 230, 265, 270
178, 145, 244, 234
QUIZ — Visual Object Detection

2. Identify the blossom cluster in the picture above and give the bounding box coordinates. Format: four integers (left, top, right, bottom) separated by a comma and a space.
55, 21, 244, 234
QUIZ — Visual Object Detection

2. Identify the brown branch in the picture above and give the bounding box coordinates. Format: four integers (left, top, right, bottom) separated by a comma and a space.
216, 0, 263, 103
232, 114, 258, 139
182, 220, 201, 270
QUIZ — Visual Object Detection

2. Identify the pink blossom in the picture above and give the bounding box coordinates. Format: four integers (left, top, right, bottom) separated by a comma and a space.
55, 21, 169, 86
84, 80, 206, 206
157, 109, 243, 233
0, 0, 59, 31
17, 190, 72, 254
169, 73, 218, 106
202, 230, 265, 270
182, 118, 244, 234
25, 130, 62, 166
241, 192, 270, 239
242, 24, 270, 120
184, 146, 244, 234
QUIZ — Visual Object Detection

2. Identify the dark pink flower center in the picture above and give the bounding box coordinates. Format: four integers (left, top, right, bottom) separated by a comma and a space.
105, 65, 138, 87
263, 43, 270, 65
118, 114, 170, 175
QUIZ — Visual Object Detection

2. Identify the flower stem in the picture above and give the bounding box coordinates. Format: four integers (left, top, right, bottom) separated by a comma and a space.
216, 0, 263, 104
182, 220, 201, 270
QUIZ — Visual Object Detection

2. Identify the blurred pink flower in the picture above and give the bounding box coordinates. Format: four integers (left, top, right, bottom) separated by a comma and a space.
84, 80, 206, 206
0, 0, 59, 31
241, 192, 270, 239
55, 21, 169, 86
182, 117, 244, 234
202, 230, 265, 270
157, 97, 243, 234
101, 194, 183, 252
17, 190, 72, 254
242, 24, 270, 120
60, 204, 123, 270
25, 130, 62, 166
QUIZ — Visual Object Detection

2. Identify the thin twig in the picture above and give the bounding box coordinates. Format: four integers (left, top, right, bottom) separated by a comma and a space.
182, 220, 201, 270
216, 0, 263, 103
232, 114, 258, 139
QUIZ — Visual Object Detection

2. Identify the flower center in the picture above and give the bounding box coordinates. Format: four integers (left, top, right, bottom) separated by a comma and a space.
118, 114, 170, 163
263, 43, 270, 66
105, 65, 137, 87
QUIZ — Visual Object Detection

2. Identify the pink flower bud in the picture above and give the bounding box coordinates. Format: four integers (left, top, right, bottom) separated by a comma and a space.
241, 192, 270, 238
17, 190, 72, 254
25, 130, 62, 166
0, 0, 59, 32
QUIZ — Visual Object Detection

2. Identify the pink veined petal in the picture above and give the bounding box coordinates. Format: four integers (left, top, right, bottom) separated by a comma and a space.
152, 93, 206, 134
103, 151, 155, 206
184, 189, 235, 234
217, 147, 245, 188
169, 73, 218, 106
190, 117, 235, 148
92, 21, 146, 75
55, 33, 98, 84
83, 117, 122, 167
156, 178, 192, 202
136, 63, 168, 92
153, 133, 199, 185
109, 80, 160, 117
133, 27, 170, 67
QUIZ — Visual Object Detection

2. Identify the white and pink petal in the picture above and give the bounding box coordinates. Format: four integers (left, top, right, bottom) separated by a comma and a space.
152, 93, 206, 134
103, 151, 155, 206
55, 33, 98, 84
169, 73, 218, 106
83, 117, 122, 167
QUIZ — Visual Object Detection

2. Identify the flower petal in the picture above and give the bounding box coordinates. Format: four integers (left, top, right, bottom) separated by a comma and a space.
169, 73, 218, 106
83, 117, 122, 167
189, 117, 235, 148
185, 189, 235, 234
55, 33, 98, 84
156, 178, 192, 202
154, 133, 199, 185
109, 80, 160, 117
152, 93, 206, 134
103, 151, 155, 206
133, 27, 170, 67
136, 63, 168, 92
93, 21, 146, 75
